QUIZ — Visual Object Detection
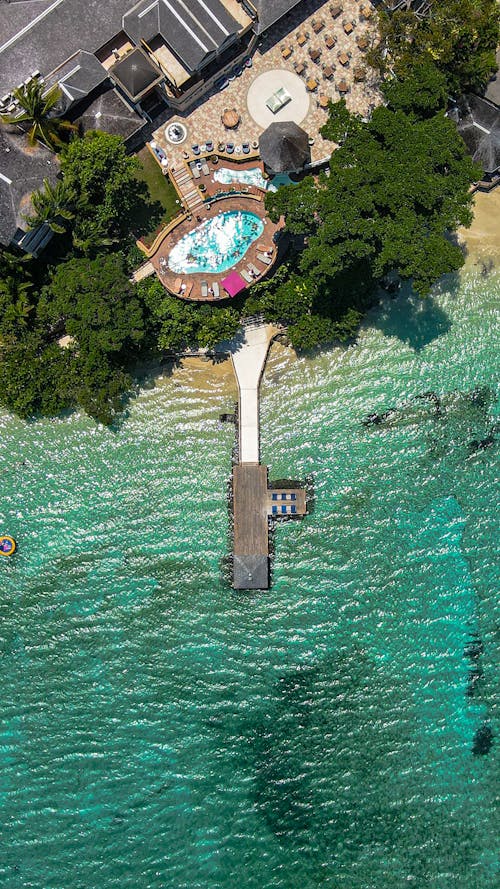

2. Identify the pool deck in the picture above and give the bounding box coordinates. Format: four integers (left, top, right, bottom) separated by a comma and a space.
150, 192, 282, 301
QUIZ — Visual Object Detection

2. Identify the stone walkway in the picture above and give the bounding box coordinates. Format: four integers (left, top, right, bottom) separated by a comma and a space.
153, 0, 381, 167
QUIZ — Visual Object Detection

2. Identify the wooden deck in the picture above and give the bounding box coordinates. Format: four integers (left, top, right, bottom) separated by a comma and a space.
232, 463, 269, 589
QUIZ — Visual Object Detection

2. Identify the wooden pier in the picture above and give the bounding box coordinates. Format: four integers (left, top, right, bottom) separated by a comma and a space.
230, 321, 306, 590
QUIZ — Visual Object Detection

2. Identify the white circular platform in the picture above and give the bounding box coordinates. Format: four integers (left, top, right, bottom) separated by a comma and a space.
246, 69, 310, 129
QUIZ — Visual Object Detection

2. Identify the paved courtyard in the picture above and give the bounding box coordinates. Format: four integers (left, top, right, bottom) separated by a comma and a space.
153, 0, 381, 167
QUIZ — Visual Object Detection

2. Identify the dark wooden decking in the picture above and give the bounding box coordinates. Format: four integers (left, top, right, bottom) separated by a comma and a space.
232, 464, 269, 589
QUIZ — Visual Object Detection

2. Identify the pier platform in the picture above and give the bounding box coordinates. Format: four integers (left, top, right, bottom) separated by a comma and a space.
233, 464, 269, 589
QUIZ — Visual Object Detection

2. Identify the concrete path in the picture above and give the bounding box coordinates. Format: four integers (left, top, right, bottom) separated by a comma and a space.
230, 321, 277, 464
131, 261, 155, 282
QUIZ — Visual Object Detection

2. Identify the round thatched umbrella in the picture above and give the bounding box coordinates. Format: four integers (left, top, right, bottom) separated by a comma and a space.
259, 121, 310, 174
222, 108, 240, 129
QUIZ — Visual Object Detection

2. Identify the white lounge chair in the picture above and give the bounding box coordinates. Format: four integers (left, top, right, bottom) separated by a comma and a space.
212, 282, 220, 298
201, 162, 210, 175
257, 252, 272, 264
192, 166, 201, 179
240, 269, 253, 283
201, 281, 209, 298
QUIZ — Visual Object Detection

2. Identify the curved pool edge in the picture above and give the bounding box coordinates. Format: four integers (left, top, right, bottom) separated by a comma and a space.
148, 195, 283, 302
168, 209, 264, 276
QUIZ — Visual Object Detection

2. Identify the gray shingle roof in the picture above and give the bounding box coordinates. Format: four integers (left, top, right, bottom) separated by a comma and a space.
0, 125, 59, 246
123, 0, 240, 73
450, 95, 500, 176
48, 51, 108, 110
233, 555, 269, 589
251, 0, 302, 34
73, 87, 145, 142
0, 0, 132, 96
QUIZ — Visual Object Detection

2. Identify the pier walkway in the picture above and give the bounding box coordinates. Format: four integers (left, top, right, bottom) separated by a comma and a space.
231, 321, 275, 463
230, 320, 307, 589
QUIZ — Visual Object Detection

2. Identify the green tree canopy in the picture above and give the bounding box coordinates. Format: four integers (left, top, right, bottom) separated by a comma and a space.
266, 102, 480, 296
60, 131, 146, 244
381, 57, 449, 118
41, 254, 144, 355
196, 306, 239, 348
373, 0, 500, 93
23, 177, 75, 234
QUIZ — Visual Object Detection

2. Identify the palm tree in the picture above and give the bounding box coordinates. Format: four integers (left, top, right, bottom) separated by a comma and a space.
1, 80, 76, 151
0, 275, 34, 335
23, 177, 75, 234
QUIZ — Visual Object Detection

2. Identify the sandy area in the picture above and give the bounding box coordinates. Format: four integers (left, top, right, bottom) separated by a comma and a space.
458, 188, 500, 267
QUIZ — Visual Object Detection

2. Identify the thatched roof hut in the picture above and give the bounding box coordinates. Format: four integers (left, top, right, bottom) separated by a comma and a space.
259, 121, 310, 174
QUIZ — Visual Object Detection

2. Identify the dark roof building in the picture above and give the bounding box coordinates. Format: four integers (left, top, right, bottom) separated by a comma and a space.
0, 0, 133, 97
449, 95, 500, 179
0, 125, 58, 248
109, 48, 163, 103
49, 51, 109, 111
74, 87, 145, 142
123, 0, 240, 73
250, 0, 302, 34
259, 121, 310, 173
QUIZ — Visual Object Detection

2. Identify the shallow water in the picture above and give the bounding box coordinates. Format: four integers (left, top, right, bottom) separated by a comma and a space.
0, 261, 498, 888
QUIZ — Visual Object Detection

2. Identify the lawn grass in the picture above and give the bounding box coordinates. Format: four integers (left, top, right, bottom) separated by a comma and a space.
134, 147, 181, 247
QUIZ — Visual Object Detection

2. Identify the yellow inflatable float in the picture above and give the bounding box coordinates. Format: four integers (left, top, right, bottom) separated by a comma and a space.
0, 535, 16, 557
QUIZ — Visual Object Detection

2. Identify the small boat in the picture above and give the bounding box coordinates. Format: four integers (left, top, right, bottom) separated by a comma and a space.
0, 535, 16, 557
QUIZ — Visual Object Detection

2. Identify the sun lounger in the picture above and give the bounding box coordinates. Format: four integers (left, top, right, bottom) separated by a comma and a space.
257, 252, 272, 264
248, 263, 261, 277
212, 281, 220, 298
272, 505, 278, 515
183, 281, 193, 298
192, 165, 201, 178
291, 505, 297, 514
201, 281, 208, 298
173, 277, 182, 293
281, 505, 287, 514
240, 269, 253, 283
201, 162, 210, 175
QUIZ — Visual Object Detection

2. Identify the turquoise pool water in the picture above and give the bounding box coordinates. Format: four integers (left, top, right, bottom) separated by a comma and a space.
0, 258, 498, 888
213, 167, 294, 192
168, 210, 264, 275
214, 167, 269, 189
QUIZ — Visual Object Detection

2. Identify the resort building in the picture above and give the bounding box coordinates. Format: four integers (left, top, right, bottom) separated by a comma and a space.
0, 0, 317, 249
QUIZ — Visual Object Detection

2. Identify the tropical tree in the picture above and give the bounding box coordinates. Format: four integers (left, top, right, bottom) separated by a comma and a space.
60, 131, 145, 242
372, 0, 500, 94
266, 102, 480, 296
1, 80, 76, 150
23, 177, 75, 234
0, 274, 34, 337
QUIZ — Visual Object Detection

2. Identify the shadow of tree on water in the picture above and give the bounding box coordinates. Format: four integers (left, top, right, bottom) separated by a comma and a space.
372, 286, 453, 352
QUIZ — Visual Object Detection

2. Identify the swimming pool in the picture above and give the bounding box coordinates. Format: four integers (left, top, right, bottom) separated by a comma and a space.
213, 167, 295, 192
168, 210, 264, 275
214, 167, 269, 190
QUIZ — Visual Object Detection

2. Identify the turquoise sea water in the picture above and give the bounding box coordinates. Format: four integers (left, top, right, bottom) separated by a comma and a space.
0, 261, 498, 888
